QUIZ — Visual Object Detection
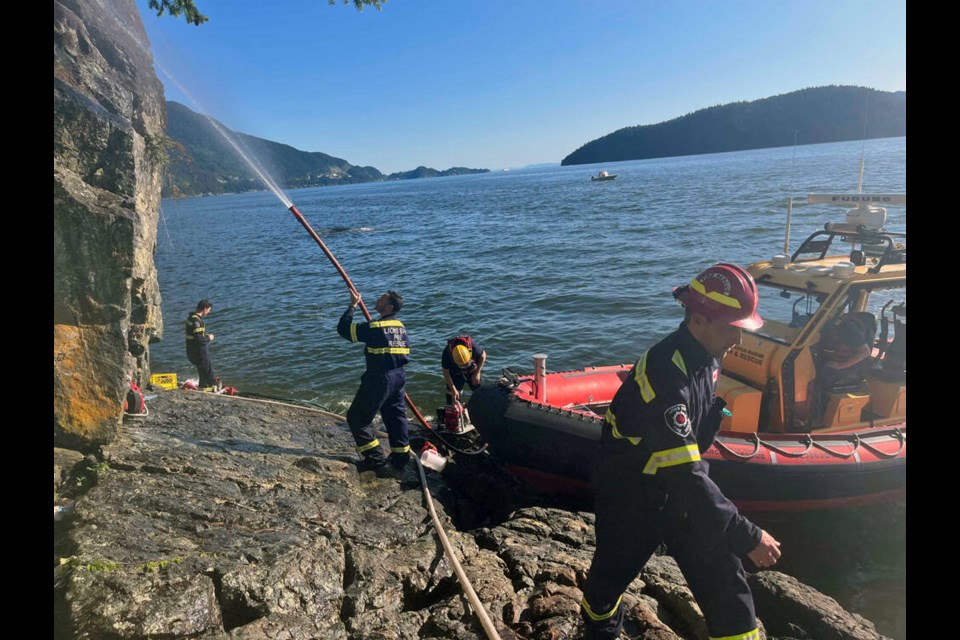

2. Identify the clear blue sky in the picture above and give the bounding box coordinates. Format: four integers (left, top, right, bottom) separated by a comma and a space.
138, 0, 906, 174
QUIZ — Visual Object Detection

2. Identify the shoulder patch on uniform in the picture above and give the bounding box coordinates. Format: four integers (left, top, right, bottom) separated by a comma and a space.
664, 404, 691, 437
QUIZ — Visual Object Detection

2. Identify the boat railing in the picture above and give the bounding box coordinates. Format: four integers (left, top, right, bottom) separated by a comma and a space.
791, 228, 906, 273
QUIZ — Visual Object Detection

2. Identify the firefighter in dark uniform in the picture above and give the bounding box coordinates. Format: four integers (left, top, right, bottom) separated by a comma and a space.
580, 264, 782, 640
441, 335, 487, 405
185, 299, 217, 391
337, 289, 411, 475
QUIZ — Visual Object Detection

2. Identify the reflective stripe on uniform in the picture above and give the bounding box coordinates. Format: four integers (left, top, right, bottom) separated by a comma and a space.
580, 595, 622, 621
366, 347, 411, 355
350, 323, 359, 343
643, 444, 701, 475
633, 352, 656, 403
690, 277, 743, 309
709, 628, 760, 640
357, 439, 380, 453
671, 350, 687, 377
390, 445, 410, 454
369, 320, 405, 329
606, 409, 641, 446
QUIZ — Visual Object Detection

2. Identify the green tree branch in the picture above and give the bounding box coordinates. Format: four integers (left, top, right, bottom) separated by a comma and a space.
147, 0, 386, 27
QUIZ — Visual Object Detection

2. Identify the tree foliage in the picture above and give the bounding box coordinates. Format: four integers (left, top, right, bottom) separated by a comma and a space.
331, 0, 386, 11
147, 0, 208, 26
148, 0, 385, 27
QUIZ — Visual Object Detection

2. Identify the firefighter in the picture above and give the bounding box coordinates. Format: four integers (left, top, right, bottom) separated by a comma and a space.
337, 289, 411, 476
580, 264, 782, 640
441, 335, 487, 405
185, 299, 217, 392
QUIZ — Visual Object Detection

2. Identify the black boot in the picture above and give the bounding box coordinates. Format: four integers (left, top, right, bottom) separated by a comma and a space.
388, 451, 410, 470
356, 453, 388, 474
580, 597, 625, 640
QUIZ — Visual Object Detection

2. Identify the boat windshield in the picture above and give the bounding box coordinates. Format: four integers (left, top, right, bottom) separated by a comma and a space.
749, 281, 906, 346
864, 286, 906, 319
752, 283, 826, 339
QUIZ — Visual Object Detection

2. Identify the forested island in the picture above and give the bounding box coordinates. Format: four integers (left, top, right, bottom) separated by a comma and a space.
164, 101, 487, 197
385, 166, 489, 180
561, 86, 905, 166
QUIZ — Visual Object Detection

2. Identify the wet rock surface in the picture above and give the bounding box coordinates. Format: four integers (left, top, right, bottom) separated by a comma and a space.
54, 391, 892, 639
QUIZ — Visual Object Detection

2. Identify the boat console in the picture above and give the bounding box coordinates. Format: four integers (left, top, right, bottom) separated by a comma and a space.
717, 193, 906, 433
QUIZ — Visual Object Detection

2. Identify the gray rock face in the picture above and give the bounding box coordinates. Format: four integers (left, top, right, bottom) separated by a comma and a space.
750, 571, 891, 640
54, 447, 86, 499
54, 0, 165, 446
54, 392, 892, 639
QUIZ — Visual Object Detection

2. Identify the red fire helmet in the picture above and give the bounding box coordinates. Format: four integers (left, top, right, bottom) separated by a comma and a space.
672, 263, 763, 330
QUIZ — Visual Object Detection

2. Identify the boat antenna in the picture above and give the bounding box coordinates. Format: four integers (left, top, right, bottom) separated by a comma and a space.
856, 92, 870, 193
856, 149, 865, 194
783, 131, 798, 253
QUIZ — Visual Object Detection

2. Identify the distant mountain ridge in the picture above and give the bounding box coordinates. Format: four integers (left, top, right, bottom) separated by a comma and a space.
163, 101, 487, 197
385, 166, 488, 180
561, 86, 906, 166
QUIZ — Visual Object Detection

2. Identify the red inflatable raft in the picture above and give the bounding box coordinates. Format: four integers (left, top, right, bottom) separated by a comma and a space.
467, 365, 906, 512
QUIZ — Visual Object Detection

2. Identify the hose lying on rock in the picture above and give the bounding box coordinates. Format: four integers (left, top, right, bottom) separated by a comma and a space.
410, 450, 503, 640
183, 390, 504, 640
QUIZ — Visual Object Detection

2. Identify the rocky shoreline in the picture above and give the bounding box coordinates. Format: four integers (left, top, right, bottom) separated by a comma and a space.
54, 390, 891, 639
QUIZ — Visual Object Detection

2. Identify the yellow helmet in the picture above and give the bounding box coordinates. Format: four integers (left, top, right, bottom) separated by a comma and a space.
452, 344, 473, 366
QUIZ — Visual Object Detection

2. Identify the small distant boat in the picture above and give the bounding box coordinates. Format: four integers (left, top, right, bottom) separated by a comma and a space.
591, 170, 617, 181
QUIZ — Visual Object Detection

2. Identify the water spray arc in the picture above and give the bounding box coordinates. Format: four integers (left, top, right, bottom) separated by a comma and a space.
156, 64, 292, 207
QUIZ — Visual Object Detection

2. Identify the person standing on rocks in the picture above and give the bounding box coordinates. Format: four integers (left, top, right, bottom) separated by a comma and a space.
580, 264, 782, 640
185, 299, 218, 392
337, 290, 411, 476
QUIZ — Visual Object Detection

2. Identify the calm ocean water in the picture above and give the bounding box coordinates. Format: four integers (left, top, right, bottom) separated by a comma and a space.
151, 136, 906, 638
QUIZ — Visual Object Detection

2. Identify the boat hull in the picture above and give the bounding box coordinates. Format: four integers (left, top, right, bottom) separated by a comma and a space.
467, 376, 906, 512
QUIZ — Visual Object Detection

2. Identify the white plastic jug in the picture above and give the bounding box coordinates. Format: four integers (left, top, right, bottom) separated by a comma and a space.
420, 448, 447, 472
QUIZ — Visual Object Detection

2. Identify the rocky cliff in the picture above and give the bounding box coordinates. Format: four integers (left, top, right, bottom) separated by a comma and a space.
54, 0, 165, 447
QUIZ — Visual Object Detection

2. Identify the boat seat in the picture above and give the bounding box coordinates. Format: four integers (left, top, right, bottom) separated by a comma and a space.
866, 377, 906, 419
818, 391, 870, 430
826, 379, 867, 394
808, 376, 869, 431
867, 302, 906, 419
874, 302, 906, 382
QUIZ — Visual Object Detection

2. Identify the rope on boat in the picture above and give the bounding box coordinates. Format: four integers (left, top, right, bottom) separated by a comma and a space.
857, 427, 906, 459
809, 434, 861, 459
174, 389, 502, 638
756, 435, 816, 458
712, 428, 906, 461
712, 434, 763, 459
